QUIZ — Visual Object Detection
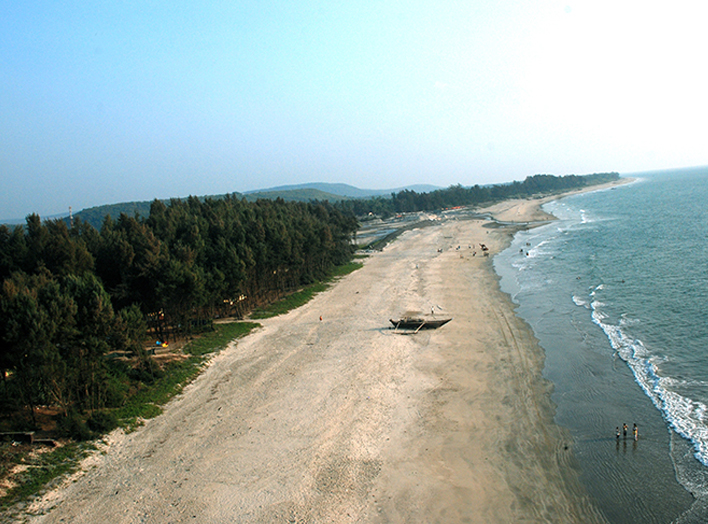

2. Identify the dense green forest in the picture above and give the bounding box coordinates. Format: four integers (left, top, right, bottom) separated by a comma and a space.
0, 196, 357, 431
72, 189, 347, 230
0, 172, 618, 435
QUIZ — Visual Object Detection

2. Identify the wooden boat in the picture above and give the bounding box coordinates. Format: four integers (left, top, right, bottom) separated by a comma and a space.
390, 317, 452, 331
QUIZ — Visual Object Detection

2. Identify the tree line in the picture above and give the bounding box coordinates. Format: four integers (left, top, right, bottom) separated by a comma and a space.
0, 196, 357, 427
335, 172, 620, 218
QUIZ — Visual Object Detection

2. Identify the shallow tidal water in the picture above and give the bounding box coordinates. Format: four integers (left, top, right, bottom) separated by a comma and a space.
495, 167, 708, 523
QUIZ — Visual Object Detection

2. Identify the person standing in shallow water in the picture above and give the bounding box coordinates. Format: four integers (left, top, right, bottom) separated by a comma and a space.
616, 427, 621, 440
633, 423, 638, 441
623, 423, 628, 439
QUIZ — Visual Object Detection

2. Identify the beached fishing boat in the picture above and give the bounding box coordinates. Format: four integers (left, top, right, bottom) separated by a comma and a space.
389, 317, 452, 330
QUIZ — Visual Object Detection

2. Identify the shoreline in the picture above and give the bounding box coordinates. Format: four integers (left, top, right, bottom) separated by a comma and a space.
21, 184, 629, 523
495, 175, 700, 523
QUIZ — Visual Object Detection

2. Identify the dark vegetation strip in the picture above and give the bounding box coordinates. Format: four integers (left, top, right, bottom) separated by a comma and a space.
335, 172, 620, 218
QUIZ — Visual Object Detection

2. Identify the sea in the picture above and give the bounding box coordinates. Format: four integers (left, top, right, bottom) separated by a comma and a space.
493, 166, 708, 524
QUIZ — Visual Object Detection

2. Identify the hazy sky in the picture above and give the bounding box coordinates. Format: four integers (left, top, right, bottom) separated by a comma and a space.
2, 1, 707, 219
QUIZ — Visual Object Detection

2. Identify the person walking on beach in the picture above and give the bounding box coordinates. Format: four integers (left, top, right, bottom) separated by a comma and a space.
633, 423, 638, 441
623, 423, 628, 439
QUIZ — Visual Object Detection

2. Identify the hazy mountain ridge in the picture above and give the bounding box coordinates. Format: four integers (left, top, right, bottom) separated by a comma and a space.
244, 182, 441, 198
242, 187, 353, 203
1, 183, 441, 228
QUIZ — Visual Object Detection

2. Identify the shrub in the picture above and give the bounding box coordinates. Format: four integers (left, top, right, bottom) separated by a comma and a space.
128, 357, 164, 384
87, 410, 118, 433
57, 410, 94, 441
102, 375, 130, 408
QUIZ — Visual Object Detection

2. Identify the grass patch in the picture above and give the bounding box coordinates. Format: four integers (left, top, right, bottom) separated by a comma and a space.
250, 284, 327, 319
0, 441, 91, 510
250, 261, 363, 319
116, 322, 259, 430
186, 322, 257, 357
328, 260, 364, 277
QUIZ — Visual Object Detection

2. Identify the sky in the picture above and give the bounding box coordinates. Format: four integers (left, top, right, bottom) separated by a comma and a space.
2, 1, 708, 220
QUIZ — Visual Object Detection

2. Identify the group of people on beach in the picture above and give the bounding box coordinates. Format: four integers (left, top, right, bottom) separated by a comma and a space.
616, 423, 638, 441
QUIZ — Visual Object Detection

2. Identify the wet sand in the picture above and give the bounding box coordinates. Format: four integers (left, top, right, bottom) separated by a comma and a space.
23, 196, 609, 524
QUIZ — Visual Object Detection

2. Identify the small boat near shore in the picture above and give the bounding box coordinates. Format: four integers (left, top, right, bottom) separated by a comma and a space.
390, 317, 452, 331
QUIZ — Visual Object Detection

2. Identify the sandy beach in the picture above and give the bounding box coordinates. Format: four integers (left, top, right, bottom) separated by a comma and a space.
22, 196, 609, 524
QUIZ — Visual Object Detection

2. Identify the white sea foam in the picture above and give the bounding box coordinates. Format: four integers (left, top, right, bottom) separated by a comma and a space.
535, 239, 551, 250
589, 301, 708, 467
572, 295, 588, 308
589, 284, 604, 298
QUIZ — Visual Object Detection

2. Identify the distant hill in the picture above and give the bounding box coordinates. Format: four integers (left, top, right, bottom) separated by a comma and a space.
75, 183, 444, 229
244, 182, 441, 198
74, 201, 157, 228
74, 188, 356, 227
72, 193, 243, 229
243, 188, 352, 203
69, 190, 351, 229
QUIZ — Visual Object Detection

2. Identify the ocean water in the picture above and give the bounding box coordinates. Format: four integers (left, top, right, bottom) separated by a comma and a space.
494, 167, 708, 523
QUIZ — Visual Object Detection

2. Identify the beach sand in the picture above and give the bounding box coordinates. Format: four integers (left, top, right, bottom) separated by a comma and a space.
22, 196, 609, 524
